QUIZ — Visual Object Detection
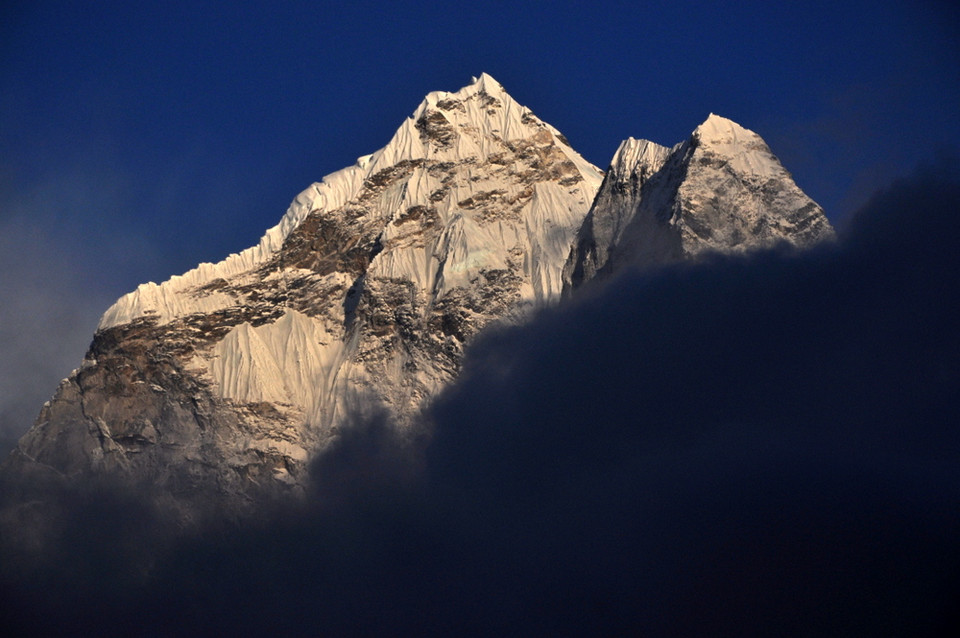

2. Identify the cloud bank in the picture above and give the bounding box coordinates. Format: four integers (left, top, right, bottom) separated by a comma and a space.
2, 159, 959, 636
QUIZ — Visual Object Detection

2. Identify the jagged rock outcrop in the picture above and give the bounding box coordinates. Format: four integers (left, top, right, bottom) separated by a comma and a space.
563, 114, 834, 290
3, 74, 603, 518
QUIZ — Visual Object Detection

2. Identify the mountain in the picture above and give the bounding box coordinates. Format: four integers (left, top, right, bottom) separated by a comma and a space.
563, 115, 834, 289
2, 75, 831, 520
3, 74, 603, 519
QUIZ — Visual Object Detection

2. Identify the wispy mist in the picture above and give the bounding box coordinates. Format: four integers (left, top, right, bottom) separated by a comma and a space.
0, 215, 108, 454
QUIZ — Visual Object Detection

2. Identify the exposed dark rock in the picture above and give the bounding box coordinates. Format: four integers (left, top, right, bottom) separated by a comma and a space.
416, 110, 457, 148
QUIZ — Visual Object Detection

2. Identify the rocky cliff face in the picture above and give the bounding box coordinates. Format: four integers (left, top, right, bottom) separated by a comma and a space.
4, 74, 603, 518
563, 114, 834, 290
3, 79, 833, 520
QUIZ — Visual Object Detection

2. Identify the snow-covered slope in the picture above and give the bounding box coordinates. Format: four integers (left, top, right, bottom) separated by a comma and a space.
564, 114, 834, 289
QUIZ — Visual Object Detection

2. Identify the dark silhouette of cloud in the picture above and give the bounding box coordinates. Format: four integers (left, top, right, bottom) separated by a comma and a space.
2, 158, 959, 636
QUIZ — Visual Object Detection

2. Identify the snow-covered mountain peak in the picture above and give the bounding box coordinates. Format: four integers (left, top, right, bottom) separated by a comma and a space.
98, 76, 601, 331
563, 114, 835, 292
423, 72, 504, 108
418, 73, 511, 120
690, 113, 784, 179
692, 113, 762, 145
404, 73, 587, 165
9, 79, 837, 520
609, 137, 672, 178
18, 75, 607, 510
470, 72, 504, 94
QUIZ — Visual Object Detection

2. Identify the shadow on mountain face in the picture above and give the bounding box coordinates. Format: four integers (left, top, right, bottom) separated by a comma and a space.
2, 157, 959, 636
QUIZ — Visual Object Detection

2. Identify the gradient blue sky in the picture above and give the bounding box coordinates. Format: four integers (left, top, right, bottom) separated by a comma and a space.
1, 0, 958, 443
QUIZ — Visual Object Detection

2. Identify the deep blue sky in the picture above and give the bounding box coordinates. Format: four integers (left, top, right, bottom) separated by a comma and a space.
1, 0, 958, 442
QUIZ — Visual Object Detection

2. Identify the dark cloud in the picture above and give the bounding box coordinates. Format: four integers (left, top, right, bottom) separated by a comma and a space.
2, 159, 960, 636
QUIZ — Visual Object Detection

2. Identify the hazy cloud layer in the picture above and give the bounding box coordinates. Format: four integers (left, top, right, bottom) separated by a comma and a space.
0, 214, 110, 453
2, 160, 959, 636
